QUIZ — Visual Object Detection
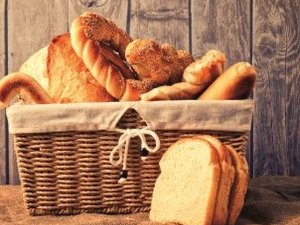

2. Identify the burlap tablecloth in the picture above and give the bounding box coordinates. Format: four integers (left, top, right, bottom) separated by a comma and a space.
0, 176, 299, 225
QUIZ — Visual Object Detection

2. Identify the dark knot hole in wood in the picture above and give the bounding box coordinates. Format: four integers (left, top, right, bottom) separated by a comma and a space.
78, 0, 109, 8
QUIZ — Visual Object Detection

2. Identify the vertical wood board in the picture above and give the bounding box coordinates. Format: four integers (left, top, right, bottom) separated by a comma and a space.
130, 0, 189, 51
191, 0, 251, 64
0, 0, 7, 184
253, 0, 300, 176
69, 0, 128, 31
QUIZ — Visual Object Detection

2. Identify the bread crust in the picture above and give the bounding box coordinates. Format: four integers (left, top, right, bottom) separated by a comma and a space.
140, 50, 225, 101
199, 62, 257, 100
0, 72, 53, 108
226, 145, 249, 225
71, 15, 134, 99
47, 33, 114, 103
77, 12, 132, 59
150, 137, 221, 225
183, 50, 225, 85
125, 39, 194, 85
199, 135, 235, 225
120, 79, 153, 101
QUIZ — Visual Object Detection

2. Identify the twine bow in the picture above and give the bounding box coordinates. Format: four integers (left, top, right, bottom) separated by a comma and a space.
109, 127, 161, 184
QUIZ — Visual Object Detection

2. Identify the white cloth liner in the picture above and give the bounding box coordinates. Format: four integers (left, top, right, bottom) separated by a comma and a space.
6, 100, 253, 134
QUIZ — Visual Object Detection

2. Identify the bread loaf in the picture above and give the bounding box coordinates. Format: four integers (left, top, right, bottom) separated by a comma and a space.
150, 137, 221, 225
199, 62, 257, 100
226, 145, 249, 225
199, 135, 235, 225
47, 33, 114, 103
19, 46, 49, 92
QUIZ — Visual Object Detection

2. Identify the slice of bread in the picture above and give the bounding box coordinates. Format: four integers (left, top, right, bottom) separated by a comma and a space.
47, 33, 114, 103
150, 137, 221, 225
199, 135, 235, 225
226, 145, 249, 225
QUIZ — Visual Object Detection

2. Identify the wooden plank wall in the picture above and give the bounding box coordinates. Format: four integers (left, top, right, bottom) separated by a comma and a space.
253, 0, 300, 176
0, 0, 6, 184
0, 0, 299, 184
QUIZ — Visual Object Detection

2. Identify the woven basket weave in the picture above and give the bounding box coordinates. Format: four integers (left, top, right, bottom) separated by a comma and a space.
14, 108, 249, 216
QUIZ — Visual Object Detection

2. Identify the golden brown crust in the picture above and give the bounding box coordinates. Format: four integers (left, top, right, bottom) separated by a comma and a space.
47, 33, 114, 103
150, 137, 221, 225
71, 15, 134, 99
226, 145, 249, 225
199, 62, 257, 100
183, 50, 226, 85
199, 136, 235, 225
120, 79, 154, 101
0, 72, 54, 108
79, 12, 132, 59
98, 42, 135, 80
140, 82, 202, 101
125, 39, 194, 85
140, 50, 225, 101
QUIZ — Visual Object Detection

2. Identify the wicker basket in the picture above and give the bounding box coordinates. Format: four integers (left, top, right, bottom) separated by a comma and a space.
8, 101, 252, 215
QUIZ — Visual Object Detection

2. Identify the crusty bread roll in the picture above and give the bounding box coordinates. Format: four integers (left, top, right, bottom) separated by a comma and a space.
226, 145, 249, 225
150, 137, 221, 225
140, 50, 225, 101
125, 39, 194, 85
0, 72, 53, 108
183, 50, 226, 85
19, 46, 49, 92
47, 33, 114, 103
199, 62, 257, 100
71, 15, 134, 99
200, 135, 235, 225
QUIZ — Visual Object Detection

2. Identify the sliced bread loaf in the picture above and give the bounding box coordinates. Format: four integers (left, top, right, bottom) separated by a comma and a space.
226, 145, 249, 225
150, 137, 221, 225
199, 135, 235, 225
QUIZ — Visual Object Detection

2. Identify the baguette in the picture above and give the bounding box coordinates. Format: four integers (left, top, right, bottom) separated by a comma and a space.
199, 62, 257, 100
150, 137, 221, 225
141, 82, 202, 101
0, 72, 53, 109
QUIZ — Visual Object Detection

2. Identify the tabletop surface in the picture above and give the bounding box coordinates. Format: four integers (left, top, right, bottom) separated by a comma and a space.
0, 176, 300, 225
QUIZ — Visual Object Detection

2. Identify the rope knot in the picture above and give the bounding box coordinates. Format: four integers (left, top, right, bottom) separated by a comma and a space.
109, 127, 161, 184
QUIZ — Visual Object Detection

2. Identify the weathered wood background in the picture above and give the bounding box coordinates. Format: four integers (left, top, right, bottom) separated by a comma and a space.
0, 0, 299, 184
